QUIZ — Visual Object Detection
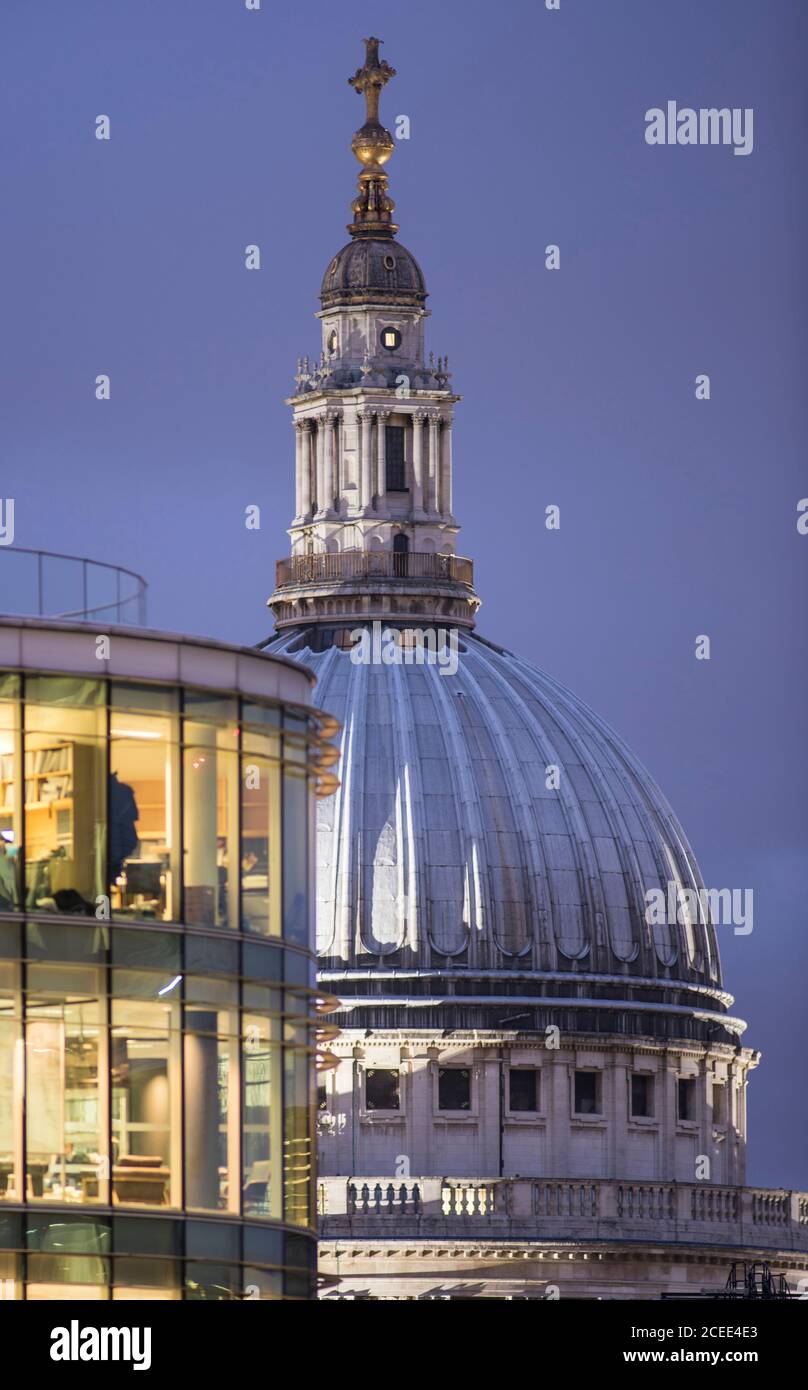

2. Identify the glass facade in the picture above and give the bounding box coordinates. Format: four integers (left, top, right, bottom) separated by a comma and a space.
0, 668, 325, 1299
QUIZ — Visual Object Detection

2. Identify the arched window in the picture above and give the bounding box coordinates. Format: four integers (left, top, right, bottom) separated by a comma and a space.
393, 533, 409, 577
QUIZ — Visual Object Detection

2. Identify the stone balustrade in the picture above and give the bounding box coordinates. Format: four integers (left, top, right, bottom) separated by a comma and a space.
275, 551, 474, 589
318, 1176, 808, 1252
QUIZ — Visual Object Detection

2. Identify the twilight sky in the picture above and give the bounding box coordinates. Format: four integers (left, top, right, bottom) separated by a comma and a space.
2, 0, 807, 1187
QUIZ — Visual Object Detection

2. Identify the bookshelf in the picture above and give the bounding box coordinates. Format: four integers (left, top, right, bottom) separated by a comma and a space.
2, 741, 103, 903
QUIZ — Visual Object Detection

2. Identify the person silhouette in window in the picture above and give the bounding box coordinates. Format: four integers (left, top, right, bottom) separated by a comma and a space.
108, 771, 139, 880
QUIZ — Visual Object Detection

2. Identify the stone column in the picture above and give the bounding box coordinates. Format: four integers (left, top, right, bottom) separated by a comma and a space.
411, 411, 426, 517
315, 416, 326, 514
300, 421, 312, 518
294, 420, 303, 519
333, 411, 342, 510
358, 410, 373, 511
440, 418, 453, 517
323, 412, 335, 513
375, 409, 388, 500
184, 1012, 221, 1210
427, 413, 440, 516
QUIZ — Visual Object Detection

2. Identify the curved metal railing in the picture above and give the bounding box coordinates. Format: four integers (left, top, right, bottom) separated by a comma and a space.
0, 547, 148, 625
275, 550, 474, 589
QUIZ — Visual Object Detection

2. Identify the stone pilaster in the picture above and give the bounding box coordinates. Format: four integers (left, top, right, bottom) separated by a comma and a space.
299, 420, 312, 519
358, 410, 373, 511
315, 416, 326, 515
411, 410, 427, 518
374, 408, 390, 500
440, 418, 453, 517
427, 413, 440, 516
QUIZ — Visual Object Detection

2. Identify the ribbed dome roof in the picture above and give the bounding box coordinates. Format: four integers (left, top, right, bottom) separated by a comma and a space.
320, 238, 427, 308
267, 628, 721, 988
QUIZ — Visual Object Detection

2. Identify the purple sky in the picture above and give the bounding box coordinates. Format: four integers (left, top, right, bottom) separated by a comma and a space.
2, 0, 807, 1188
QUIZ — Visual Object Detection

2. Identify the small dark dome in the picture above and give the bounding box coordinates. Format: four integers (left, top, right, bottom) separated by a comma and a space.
320, 238, 427, 309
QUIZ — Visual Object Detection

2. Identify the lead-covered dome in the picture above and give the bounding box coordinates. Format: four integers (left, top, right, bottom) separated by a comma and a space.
267, 627, 721, 990
320, 238, 427, 309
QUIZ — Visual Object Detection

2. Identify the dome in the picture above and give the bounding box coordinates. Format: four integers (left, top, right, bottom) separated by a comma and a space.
320, 238, 427, 309
267, 627, 721, 990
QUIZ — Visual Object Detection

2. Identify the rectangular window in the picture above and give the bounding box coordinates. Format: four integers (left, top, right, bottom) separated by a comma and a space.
574, 1070, 600, 1115
109, 685, 180, 923
366, 1069, 400, 1111
631, 1073, 653, 1118
25, 966, 105, 1205
283, 1019, 314, 1229
438, 1067, 471, 1111
678, 1078, 696, 1122
712, 1083, 726, 1125
0, 968, 19, 1201
184, 1003, 239, 1214
24, 677, 106, 917
183, 701, 239, 930
0, 676, 21, 911
111, 993, 180, 1209
26, 1212, 110, 1297
385, 425, 406, 492
282, 767, 309, 948
509, 1068, 539, 1112
242, 1012, 281, 1221
241, 720, 282, 938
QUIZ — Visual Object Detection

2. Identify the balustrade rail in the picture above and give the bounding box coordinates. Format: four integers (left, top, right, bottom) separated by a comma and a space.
318, 1176, 808, 1253
275, 551, 474, 588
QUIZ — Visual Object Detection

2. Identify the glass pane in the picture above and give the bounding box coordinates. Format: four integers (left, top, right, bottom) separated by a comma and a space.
25, 979, 105, 1205
242, 1013, 280, 1220
283, 717, 308, 766
111, 929, 180, 972
243, 1267, 282, 1299
0, 688, 21, 910
241, 757, 281, 937
111, 996, 180, 1209
24, 683, 106, 915
26, 1214, 110, 1297
112, 1258, 179, 1298
110, 707, 179, 923
283, 1021, 314, 1228
241, 702, 281, 735
110, 684, 177, 715
185, 1261, 240, 1301
184, 1005, 239, 1213
0, 984, 19, 1201
282, 768, 308, 947
183, 721, 238, 929
26, 920, 106, 963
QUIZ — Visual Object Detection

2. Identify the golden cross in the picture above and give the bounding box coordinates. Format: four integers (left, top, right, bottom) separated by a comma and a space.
348, 37, 396, 128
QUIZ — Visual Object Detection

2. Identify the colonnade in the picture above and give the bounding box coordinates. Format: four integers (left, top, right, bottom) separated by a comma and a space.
293, 408, 453, 521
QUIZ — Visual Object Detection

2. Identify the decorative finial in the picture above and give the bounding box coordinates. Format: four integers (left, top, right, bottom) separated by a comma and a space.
347, 37, 399, 239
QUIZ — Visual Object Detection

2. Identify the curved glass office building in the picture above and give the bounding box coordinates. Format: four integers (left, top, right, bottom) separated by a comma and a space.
0, 618, 339, 1300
